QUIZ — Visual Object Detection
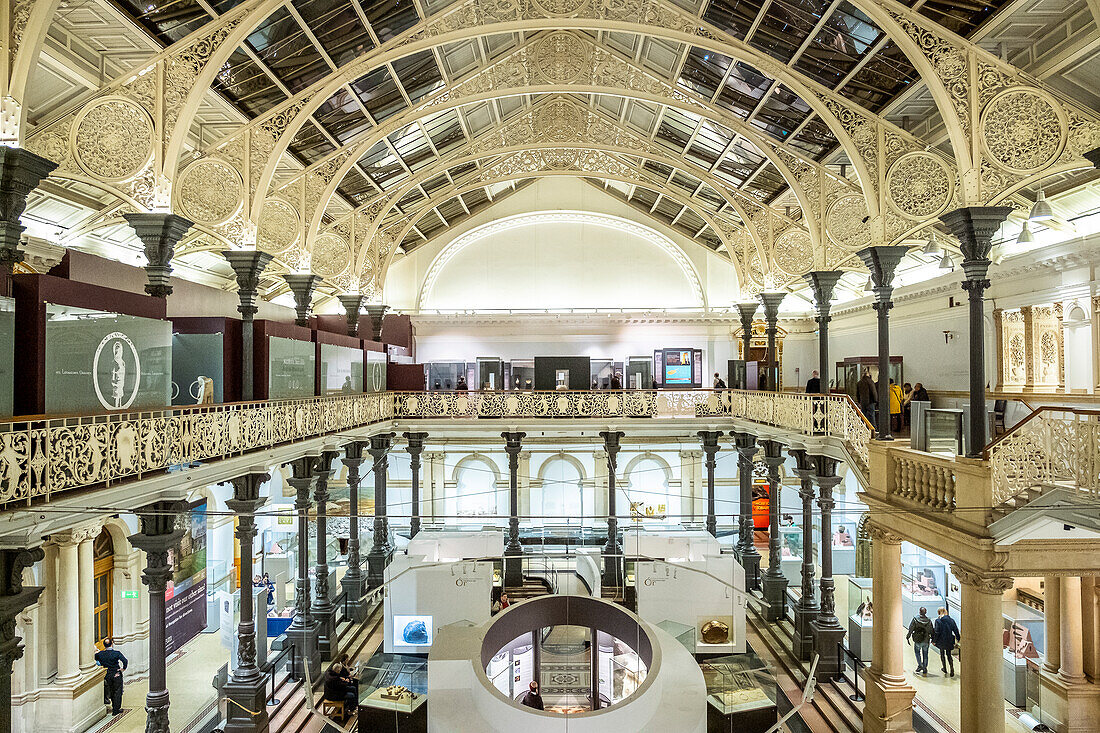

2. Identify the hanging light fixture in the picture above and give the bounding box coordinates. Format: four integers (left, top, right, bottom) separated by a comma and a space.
1029, 188, 1054, 222
1017, 220, 1035, 244
921, 231, 940, 255
939, 252, 954, 271
863, 276, 873, 292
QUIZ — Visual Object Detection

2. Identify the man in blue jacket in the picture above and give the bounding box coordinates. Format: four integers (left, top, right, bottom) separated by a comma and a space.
933, 607, 961, 677
94, 638, 128, 715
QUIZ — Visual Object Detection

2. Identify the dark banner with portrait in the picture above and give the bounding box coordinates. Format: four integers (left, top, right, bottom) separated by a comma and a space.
165, 499, 208, 655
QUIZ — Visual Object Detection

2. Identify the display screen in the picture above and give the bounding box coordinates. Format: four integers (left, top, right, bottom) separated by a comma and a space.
663, 349, 694, 385
394, 615, 433, 646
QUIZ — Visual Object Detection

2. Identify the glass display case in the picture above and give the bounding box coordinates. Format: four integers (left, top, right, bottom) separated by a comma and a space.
926, 409, 964, 455
476, 357, 503, 390
656, 620, 695, 654
902, 553, 947, 623
701, 652, 777, 732
830, 521, 857, 576
357, 652, 428, 732
626, 356, 652, 390
427, 362, 466, 391
1003, 598, 1044, 706
847, 577, 873, 662
779, 525, 803, 585
509, 360, 534, 390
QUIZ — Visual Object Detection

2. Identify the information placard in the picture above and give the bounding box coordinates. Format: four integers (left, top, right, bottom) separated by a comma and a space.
268, 335, 315, 399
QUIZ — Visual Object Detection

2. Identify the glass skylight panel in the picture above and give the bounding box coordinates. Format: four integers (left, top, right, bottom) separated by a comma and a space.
337, 169, 374, 202
288, 120, 337, 163
214, 50, 288, 117
702, 0, 767, 41
677, 208, 706, 233
363, 0, 422, 42
315, 90, 372, 144
751, 84, 812, 141
669, 171, 702, 196
246, 7, 330, 93
436, 197, 465, 222
292, 0, 374, 66
842, 40, 919, 111
484, 33, 521, 59
393, 51, 445, 103
351, 67, 407, 122
424, 112, 465, 154
715, 62, 771, 118
113, 0, 212, 44
748, 163, 787, 199
679, 48, 732, 99
790, 116, 838, 157
749, 0, 826, 63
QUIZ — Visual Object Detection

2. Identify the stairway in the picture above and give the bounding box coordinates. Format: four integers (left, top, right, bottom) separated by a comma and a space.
990, 485, 1046, 522
506, 575, 554, 601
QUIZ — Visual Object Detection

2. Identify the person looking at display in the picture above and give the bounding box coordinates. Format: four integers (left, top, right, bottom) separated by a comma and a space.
456, 377, 468, 391
520, 681, 545, 710
932, 607, 960, 677
906, 607, 935, 675
610, 373, 623, 389
857, 370, 877, 422
713, 372, 726, 389
805, 370, 820, 393
889, 379, 904, 433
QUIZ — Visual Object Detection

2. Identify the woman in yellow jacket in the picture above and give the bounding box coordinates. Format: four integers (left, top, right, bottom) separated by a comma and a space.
889, 378, 904, 433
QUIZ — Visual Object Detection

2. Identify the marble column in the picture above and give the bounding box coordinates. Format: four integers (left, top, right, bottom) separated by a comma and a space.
733, 431, 760, 590
341, 440, 370, 622
804, 272, 844, 395
40, 543, 58, 683
224, 470, 270, 733
78, 534, 96, 674
698, 431, 723, 537
404, 433, 428, 539
502, 431, 526, 587
311, 450, 338, 660
122, 213, 194, 298
337, 294, 365, 337
1060, 576, 1086, 684
128, 501, 187, 733
857, 246, 909, 440
862, 523, 915, 733
285, 454, 321, 682
760, 439, 787, 622
600, 431, 625, 588
790, 449, 818, 660
1045, 576, 1062, 674
953, 567, 1014, 733
364, 304, 390, 343
0, 547, 45, 733
367, 433, 395, 590
55, 537, 81, 682
281, 273, 323, 327
758, 293, 785, 391
810, 456, 846, 678
223, 250, 273, 401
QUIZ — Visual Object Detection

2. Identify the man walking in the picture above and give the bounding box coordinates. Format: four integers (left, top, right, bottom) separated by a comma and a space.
856, 370, 877, 423
906, 607, 934, 675
95, 638, 128, 715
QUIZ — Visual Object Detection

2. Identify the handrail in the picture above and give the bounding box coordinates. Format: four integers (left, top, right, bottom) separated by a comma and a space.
982, 405, 1100, 457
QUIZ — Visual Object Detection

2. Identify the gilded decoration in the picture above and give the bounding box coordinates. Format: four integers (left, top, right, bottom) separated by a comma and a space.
980, 88, 1066, 175
773, 229, 813, 276
534, 32, 588, 83
1001, 309, 1026, 386
825, 194, 872, 250
72, 97, 154, 182
177, 159, 244, 225
311, 233, 350, 278
257, 199, 300, 254
886, 152, 953, 219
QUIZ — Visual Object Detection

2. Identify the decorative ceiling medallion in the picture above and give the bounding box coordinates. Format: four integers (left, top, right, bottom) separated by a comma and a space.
825, 194, 872, 250
886, 152, 953, 220
534, 33, 588, 83
311, 232, 350, 278
257, 199, 300, 254
72, 96, 154, 182
533, 101, 587, 142
773, 230, 813, 276
530, 0, 591, 17
177, 158, 244, 225
980, 87, 1066, 175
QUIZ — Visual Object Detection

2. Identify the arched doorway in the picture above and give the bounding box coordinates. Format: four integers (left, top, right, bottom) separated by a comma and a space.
93, 529, 114, 646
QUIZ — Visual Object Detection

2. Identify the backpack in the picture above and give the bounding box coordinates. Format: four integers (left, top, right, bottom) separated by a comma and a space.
910, 616, 933, 643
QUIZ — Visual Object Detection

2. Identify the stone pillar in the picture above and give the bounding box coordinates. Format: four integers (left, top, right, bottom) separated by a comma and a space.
129, 501, 187, 733
698, 431, 723, 537
404, 433, 428, 538
0, 146, 58, 283
857, 246, 909, 440
0, 547, 45, 733
40, 542, 58, 683
735, 302, 758, 370
811, 456, 846, 678
311, 450, 338, 660
502, 432, 526, 587
1045, 576, 1062, 674
341, 441, 370, 622
364, 304, 390, 343
1060, 576, 1086, 683
760, 439, 787, 622
337, 293, 365, 337
733, 431, 760, 590
122, 213, 194, 298
223, 250, 274, 401
55, 535, 82, 682
758, 292, 785, 391
77, 533, 96, 674
953, 567, 1014, 733
600, 431, 625, 588
939, 207, 1013, 457
224, 470, 271, 733
282, 273, 323, 328
863, 523, 915, 733
285, 454, 321, 682
790, 449, 818, 660
367, 433, 395, 590
804, 272, 844, 395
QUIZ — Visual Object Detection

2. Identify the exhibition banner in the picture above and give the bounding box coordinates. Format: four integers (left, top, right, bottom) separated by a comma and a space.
165, 500, 208, 655
268, 336, 315, 399
366, 351, 387, 392
320, 343, 363, 394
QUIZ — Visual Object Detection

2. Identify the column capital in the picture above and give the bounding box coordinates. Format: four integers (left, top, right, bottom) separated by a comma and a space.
282, 273, 323, 327
222, 250, 274, 319
403, 432, 428, 455
227, 470, 271, 505
856, 245, 909, 293
697, 430, 723, 455
337, 293, 365, 337
732, 430, 757, 456
369, 432, 395, 456
938, 206, 1013, 263
866, 521, 904, 545
735, 301, 759, 328
122, 212, 194, 298
758, 292, 786, 324
501, 431, 526, 455
0, 146, 59, 273
759, 438, 785, 465
343, 438, 369, 463
803, 271, 843, 314
364, 304, 390, 342
950, 564, 1013, 595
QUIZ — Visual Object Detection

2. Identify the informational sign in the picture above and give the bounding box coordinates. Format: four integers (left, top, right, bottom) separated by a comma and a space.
320, 343, 363, 394
165, 499, 208, 655
171, 333, 224, 405
662, 348, 694, 385
365, 351, 387, 392
121, 590, 139, 599
268, 336, 315, 399
44, 304, 171, 414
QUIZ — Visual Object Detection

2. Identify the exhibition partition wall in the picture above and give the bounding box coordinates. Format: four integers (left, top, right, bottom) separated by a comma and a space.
253, 320, 316, 401
172, 317, 241, 404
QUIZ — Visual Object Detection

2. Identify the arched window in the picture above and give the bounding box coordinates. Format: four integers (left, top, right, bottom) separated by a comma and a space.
624, 455, 675, 525
449, 456, 500, 525
534, 456, 590, 528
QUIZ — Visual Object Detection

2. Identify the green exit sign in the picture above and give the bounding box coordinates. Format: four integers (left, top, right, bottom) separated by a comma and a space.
122, 590, 139, 599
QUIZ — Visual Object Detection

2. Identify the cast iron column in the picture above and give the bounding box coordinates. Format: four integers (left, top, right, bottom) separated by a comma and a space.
340, 441, 370, 622
502, 431, 526, 587
282, 273, 322, 328
364, 304, 390, 342
810, 455, 846, 679
0, 146, 58, 284
733, 431, 760, 590
600, 431, 625, 588
0, 547, 44, 733
311, 450, 338, 660
337, 293, 365, 337
367, 433, 395, 590
404, 432, 428, 538
223, 250, 273, 401
285, 454, 320, 682
735, 302, 758, 386
128, 501, 186, 733
857, 246, 909, 440
789, 449, 818, 660
939, 207, 1013, 457
698, 431, 723, 537
224, 471, 270, 733
760, 439, 787, 622
122, 212, 194, 298
758, 292, 785, 391
804, 272, 844, 395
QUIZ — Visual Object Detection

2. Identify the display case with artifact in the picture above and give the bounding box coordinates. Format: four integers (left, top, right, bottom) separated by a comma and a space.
847, 577, 873, 662
830, 521, 857, 576
1002, 602, 1045, 707
779, 525, 803, 585
702, 651, 777, 731
357, 652, 428, 733
901, 553, 947, 623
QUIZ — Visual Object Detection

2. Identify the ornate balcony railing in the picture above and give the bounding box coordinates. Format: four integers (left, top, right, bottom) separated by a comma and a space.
888, 448, 958, 511
0, 388, 871, 506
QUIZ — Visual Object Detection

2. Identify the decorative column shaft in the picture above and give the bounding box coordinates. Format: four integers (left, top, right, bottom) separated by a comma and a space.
1060, 576, 1086, 683
939, 207, 1012, 457
804, 272, 844, 395
128, 501, 187, 733
55, 537, 80, 681
857, 246, 909, 440
311, 450, 338, 660
502, 432, 526, 586
224, 470, 271, 733
0, 147, 58, 283
698, 431, 722, 537
1044, 576, 1061, 674
223, 250, 274, 402
760, 439, 787, 622
600, 431, 625, 588
341, 441, 370, 622
758, 293, 785, 391
285, 454, 320, 682
367, 433, 395, 590
404, 433, 428, 538
364, 304, 390, 343
122, 212, 194, 298
735, 302, 758, 386
337, 293, 365, 337
0, 547, 44, 733
733, 431, 760, 590
790, 449, 818, 660
953, 567, 1013, 733
810, 456, 846, 679
863, 523, 915, 733
282, 273, 322, 328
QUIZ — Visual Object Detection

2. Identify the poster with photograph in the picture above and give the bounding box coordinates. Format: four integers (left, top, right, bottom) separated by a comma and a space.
165, 499, 208, 655
663, 349, 694, 385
